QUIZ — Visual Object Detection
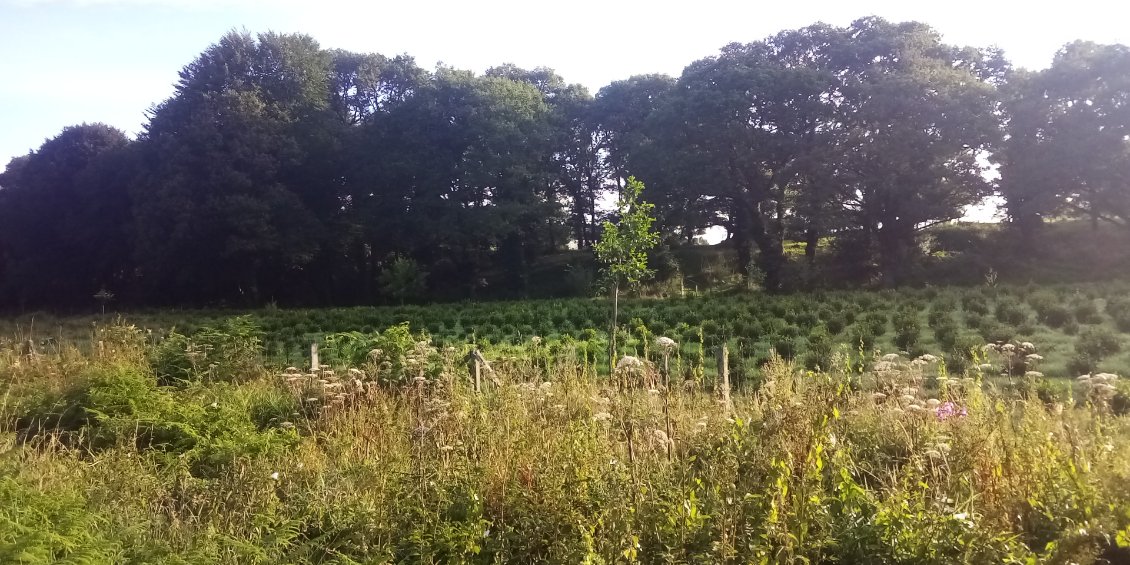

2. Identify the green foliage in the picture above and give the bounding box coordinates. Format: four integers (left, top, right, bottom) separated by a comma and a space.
322, 323, 433, 384
14, 366, 296, 479
999, 41, 1130, 232
378, 255, 428, 304
3, 307, 1130, 562
847, 324, 877, 351
1107, 297, 1130, 332
0, 477, 119, 563
593, 176, 660, 290
995, 297, 1030, 326
892, 307, 921, 351
151, 316, 264, 384
1075, 325, 1122, 360
1072, 298, 1103, 324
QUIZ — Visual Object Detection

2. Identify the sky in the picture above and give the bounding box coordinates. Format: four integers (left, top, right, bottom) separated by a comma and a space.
1, 0, 1127, 224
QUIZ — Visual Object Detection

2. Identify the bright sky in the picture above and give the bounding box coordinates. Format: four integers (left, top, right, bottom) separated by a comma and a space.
1, 0, 1126, 225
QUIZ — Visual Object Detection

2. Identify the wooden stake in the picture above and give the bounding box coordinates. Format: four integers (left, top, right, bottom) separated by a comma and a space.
474, 356, 482, 393
718, 342, 731, 412
664, 392, 674, 461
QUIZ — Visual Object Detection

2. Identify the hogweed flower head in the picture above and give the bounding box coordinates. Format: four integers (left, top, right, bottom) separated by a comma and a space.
616, 355, 643, 371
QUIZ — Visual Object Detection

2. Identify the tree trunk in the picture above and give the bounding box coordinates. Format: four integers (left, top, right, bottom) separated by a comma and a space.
805, 225, 819, 265
877, 220, 915, 288
746, 204, 785, 292
609, 282, 620, 375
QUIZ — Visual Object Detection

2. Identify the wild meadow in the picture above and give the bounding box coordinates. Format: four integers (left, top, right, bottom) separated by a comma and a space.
3, 283, 1130, 563
5, 7, 1130, 562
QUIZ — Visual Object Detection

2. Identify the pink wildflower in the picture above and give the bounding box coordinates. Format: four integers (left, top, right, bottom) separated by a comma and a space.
935, 401, 967, 421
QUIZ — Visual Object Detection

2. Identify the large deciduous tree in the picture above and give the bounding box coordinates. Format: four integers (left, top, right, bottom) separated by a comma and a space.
998, 42, 1130, 235
134, 31, 331, 305
832, 18, 1006, 285
647, 36, 838, 290
644, 18, 1003, 288
0, 124, 132, 307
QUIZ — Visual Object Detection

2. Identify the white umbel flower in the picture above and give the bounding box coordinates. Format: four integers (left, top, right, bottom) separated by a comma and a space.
616, 355, 643, 370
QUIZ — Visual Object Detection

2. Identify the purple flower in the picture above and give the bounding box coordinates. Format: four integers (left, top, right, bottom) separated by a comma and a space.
935, 401, 967, 421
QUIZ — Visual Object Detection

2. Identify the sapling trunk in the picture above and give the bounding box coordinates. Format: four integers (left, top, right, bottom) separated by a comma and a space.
609, 281, 619, 375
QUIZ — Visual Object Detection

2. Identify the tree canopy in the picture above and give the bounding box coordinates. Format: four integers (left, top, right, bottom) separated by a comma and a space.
1, 22, 1126, 309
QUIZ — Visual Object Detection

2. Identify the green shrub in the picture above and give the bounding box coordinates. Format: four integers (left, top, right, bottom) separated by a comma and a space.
933, 321, 959, 351
1106, 297, 1130, 331
1035, 378, 1071, 404
864, 312, 888, 336
323, 323, 428, 384
1066, 353, 1098, 377
1072, 298, 1103, 324
771, 335, 797, 359
944, 352, 970, 376
825, 315, 846, 335
1075, 326, 1122, 360
950, 333, 983, 361
994, 297, 1029, 326
14, 367, 295, 479
0, 477, 119, 563
892, 308, 921, 351
978, 320, 1014, 344
151, 316, 264, 384
926, 308, 952, 329
846, 324, 876, 350
962, 293, 990, 315
964, 312, 985, 330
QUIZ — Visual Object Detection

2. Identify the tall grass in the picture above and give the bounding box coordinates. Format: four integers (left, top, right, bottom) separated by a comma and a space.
1, 321, 1129, 563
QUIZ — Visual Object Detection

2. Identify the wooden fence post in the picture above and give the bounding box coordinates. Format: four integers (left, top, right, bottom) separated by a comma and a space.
467, 349, 492, 393
717, 342, 731, 412
310, 342, 319, 373
473, 355, 482, 393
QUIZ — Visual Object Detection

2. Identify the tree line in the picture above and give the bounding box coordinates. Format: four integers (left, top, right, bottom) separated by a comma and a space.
1, 17, 1127, 309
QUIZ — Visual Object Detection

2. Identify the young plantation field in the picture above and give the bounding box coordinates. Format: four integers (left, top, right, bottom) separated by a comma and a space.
2, 283, 1130, 563
9, 281, 1130, 384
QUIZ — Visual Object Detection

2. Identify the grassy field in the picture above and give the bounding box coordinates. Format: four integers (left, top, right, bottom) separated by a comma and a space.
1, 316, 1129, 563
7, 281, 1130, 383
3, 283, 1130, 562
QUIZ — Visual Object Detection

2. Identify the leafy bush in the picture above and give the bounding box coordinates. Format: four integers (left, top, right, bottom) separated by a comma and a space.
846, 324, 876, 350
323, 323, 426, 382
892, 308, 921, 351
933, 320, 959, 351
863, 312, 888, 337
994, 297, 1029, 326
1106, 297, 1130, 331
825, 315, 847, 335
1035, 378, 1071, 404
14, 366, 295, 478
1072, 298, 1103, 324
978, 320, 1015, 344
950, 333, 983, 361
771, 335, 797, 360
379, 255, 428, 304
151, 316, 264, 384
1029, 291, 1076, 328
1066, 353, 1098, 377
0, 477, 119, 562
1075, 326, 1122, 360
962, 293, 990, 315
944, 351, 970, 375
